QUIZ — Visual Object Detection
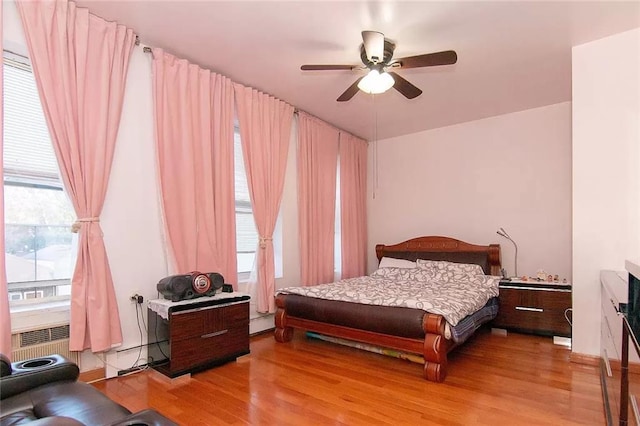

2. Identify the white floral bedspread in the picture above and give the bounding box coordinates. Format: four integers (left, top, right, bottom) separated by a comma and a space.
277, 267, 500, 326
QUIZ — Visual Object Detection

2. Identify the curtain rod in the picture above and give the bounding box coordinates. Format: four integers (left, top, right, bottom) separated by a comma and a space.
136, 43, 364, 139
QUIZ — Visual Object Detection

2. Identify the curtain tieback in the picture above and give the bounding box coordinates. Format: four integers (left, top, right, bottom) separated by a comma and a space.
71, 217, 100, 233
259, 236, 273, 249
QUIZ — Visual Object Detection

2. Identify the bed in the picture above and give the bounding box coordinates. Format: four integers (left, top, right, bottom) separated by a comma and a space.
274, 235, 501, 382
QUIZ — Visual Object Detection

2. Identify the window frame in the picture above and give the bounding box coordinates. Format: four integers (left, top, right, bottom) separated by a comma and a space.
4, 50, 75, 308
233, 126, 285, 283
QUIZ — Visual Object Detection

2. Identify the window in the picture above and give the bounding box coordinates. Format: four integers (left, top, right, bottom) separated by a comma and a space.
3, 51, 76, 306
233, 129, 285, 282
233, 130, 258, 280
334, 159, 341, 280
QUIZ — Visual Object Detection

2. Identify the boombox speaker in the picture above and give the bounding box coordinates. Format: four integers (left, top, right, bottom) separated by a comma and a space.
157, 271, 225, 302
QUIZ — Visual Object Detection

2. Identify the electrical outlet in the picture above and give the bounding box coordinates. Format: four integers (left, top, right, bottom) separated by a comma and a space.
130, 293, 143, 304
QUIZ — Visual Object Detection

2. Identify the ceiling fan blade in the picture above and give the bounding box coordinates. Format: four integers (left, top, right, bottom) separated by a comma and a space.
388, 72, 422, 99
337, 77, 364, 102
395, 50, 458, 69
301, 64, 355, 71
361, 31, 385, 63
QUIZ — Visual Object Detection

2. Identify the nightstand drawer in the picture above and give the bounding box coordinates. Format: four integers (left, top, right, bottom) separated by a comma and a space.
494, 286, 571, 337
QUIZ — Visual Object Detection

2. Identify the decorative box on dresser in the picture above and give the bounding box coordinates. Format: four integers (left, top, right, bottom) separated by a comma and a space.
600, 264, 640, 426
493, 279, 572, 339
147, 293, 250, 378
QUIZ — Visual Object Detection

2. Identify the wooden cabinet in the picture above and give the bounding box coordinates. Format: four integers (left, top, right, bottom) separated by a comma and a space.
493, 280, 572, 337
148, 296, 250, 378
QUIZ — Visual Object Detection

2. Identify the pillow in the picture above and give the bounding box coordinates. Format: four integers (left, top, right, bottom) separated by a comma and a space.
371, 264, 434, 281
417, 259, 485, 276
378, 257, 417, 269
448, 262, 485, 276
416, 259, 439, 271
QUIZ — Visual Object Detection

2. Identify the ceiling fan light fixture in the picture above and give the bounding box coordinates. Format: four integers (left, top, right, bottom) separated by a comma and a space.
357, 69, 394, 94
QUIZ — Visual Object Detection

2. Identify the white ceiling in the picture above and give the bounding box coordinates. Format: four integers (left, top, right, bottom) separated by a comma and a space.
75, 1, 640, 140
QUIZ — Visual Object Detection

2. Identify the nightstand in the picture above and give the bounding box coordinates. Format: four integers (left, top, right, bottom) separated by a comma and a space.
493, 279, 572, 339
147, 293, 251, 378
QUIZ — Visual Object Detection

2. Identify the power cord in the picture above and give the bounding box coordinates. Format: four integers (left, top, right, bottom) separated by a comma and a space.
139, 300, 148, 331
89, 303, 151, 381
153, 311, 169, 360
152, 290, 170, 360
130, 301, 148, 369
564, 308, 573, 327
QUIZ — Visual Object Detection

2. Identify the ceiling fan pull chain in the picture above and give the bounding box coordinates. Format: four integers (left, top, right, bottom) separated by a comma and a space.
373, 93, 379, 199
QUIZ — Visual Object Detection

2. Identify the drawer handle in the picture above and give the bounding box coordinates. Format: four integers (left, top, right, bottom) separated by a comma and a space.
631, 393, 640, 424
603, 348, 613, 377
202, 329, 228, 339
515, 306, 543, 312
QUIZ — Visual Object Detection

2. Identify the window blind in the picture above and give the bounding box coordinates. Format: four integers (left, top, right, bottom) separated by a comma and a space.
234, 132, 258, 254
3, 53, 61, 188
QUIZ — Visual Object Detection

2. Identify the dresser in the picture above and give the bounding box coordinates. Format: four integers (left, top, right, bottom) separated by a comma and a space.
601, 266, 640, 426
493, 279, 572, 338
148, 293, 250, 378
601, 270, 627, 425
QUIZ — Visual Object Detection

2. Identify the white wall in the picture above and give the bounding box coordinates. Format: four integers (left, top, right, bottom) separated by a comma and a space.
3, 1, 303, 375
572, 28, 640, 356
99, 46, 167, 375
367, 102, 573, 283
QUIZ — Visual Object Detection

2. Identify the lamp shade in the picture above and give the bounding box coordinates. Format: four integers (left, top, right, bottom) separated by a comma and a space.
357, 70, 394, 94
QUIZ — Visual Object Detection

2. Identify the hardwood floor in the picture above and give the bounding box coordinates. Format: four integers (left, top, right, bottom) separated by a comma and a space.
92, 327, 604, 425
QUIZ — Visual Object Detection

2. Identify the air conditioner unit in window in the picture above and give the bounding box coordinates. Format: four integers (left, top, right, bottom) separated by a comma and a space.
11, 324, 80, 365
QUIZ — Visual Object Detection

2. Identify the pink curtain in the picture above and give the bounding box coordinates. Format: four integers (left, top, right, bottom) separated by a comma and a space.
297, 112, 340, 286
17, 0, 135, 352
152, 49, 238, 286
339, 133, 368, 278
234, 84, 293, 313
0, 1, 11, 357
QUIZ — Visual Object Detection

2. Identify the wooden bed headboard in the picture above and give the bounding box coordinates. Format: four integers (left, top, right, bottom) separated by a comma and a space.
375, 235, 501, 276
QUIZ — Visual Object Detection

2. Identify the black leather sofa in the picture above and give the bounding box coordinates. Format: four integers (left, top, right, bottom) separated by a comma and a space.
0, 353, 178, 426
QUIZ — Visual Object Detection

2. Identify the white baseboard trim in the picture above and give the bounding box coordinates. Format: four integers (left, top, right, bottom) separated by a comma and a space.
249, 313, 274, 335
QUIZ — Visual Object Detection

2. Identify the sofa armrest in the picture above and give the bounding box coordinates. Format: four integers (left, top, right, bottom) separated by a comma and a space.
1, 353, 12, 377
108, 409, 179, 426
0, 354, 80, 400
23, 417, 85, 425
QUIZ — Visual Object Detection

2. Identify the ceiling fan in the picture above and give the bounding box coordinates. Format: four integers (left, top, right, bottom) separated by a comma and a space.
301, 31, 457, 102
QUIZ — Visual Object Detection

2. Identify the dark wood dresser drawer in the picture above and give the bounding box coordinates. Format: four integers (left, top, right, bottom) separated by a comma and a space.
493, 282, 572, 337
171, 326, 250, 372
170, 310, 205, 341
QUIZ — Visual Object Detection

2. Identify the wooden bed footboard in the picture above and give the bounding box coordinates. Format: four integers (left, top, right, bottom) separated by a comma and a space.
274, 295, 454, 382
422, 312, 454, 382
